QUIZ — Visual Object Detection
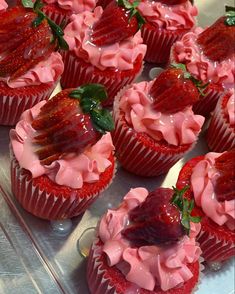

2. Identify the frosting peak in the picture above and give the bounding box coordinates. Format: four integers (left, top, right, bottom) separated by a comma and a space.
44, 0, 97, 14
0, 0, 7, 11
99, 188, 201, 291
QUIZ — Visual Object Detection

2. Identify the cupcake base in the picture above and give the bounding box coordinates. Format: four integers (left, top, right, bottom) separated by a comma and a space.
11, 154, 116, 220
0, 81, 56, 126
87, 238, 200, 294
206, 93, 235, 152
60, 51, 143, 106
176, 156, 235, 262
42, 3, 71, 26
142, 23, 188, 65
111, 90, 194, 177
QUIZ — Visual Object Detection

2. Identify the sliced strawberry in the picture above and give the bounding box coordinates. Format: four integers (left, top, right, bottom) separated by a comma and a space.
91, 0, 144, 46
197, 16, 235, 62
214, 149, 235, 202
150, 67, 200, 113
32, 84, 114, 165
122, 187, 200, 246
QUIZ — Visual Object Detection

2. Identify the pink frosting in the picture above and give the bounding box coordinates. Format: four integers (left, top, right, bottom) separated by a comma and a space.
226, 88, 235, 126
64, 7, 146, 71
138, 0, 197, 30
0, 0, 7, 10
99, 188, 202, 291
0, 52, 64, 88
173, 28, 235, 88
10, 100, 114, 189
44, 0, 96, 13
191, 152, 235, 230
119, 81, 205, 146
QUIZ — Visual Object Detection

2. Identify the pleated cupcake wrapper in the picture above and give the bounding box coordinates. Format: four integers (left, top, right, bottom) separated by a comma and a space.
42, 6, 70, 26
61, 51, 143, 106
206, 97, 235, 152
0, 83, 55, 126
87, 238, 203, 294
112, 88, 194, 177
11, 157, 116, 220
197, 225, 235, 263
142, 26, 185, 64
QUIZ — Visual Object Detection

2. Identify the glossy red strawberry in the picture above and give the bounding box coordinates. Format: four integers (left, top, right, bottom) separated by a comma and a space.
214, 149, 235, 202
197, 14, 235, 62
91, 0, 145, 46
122, 187, 200, 246
32, 84, 114, 165
150, 67, 200, 113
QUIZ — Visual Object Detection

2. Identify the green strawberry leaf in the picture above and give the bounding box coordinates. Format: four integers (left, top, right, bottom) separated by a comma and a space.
33, 0, 44, 11
224, 6, 235, 26
21, 0, 34, 8
79, 84, 108, 101
91, 108, 114, 133
32, 13, 45, 27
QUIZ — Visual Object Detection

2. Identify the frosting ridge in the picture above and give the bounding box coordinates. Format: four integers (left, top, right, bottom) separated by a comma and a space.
44, 0, 97, 13
0, 0, 7, 11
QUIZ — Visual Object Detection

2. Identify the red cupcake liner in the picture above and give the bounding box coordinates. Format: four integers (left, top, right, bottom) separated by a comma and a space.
206, 94, 235, 152
42, 4, 71, 26
141, 24, 188, 65
87, 238, 200, 294
60, 51, 143, 106
111, 89, 194, 177
11, 155, 116, 220
0, 82, 56, 126
176, 156, 235, 263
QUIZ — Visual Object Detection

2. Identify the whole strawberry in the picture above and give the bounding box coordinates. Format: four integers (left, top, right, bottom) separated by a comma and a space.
214, 149, 235, 202
122, 187, 200, 246
91, 0, 145, 46
197, 7, 235, 62
32, 84, 114, 165
150, 64, 208, 114
0, 0, 68, 81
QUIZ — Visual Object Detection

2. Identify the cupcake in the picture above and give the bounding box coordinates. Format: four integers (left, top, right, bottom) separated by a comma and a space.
10, 84, 116, 220
112, 66, 205, 177
0, 4, 65, 126
61, 2, 146, 105
176, 150, 235, 263
171, 9, 235, 116
42, 0, 97, 26
207, 88, 235, 152
87, 187, 202, 293
137, 0, 197, 64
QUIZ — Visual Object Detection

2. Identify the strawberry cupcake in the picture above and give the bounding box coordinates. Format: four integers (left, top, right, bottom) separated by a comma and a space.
0, 5, 64, 126
137, 0, 198, 64
206, 88, 235, 152
10, 84, 116, 220
87, 187, 202, 293
176, 149, 235, 263
112, 66, 205, 177
171, 10, 235, 116
42, 0, 97, 26
61, 2, 146, 105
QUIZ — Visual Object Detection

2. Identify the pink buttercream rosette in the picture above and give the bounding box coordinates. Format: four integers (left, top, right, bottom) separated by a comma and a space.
206, 89, 235, 152
87, 188, 202, 293
111, 82, 204, 177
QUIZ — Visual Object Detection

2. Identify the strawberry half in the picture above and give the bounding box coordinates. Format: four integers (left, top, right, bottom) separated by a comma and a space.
32, 84, 114, 165
150, 65, 201, 114
214, 149, 235, 202
197, 8, 235, 62
122, 187, 200, 246
91, 0, 145, 46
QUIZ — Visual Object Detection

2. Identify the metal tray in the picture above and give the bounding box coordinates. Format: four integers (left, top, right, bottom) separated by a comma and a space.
0, 1, 234, 293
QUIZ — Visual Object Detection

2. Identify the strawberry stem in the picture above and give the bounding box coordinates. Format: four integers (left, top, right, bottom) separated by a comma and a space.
69, 84, 114, 134
171, 186, 201, 235
225, 6, 235, 26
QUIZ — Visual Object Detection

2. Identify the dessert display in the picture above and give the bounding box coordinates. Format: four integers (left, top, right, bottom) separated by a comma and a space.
112, 65, 205, 176
0, 2, 65, 126
87, 187, 202, 293
10, 84, 116, 220
171, 8, 235, 116
138, 0, 198, 64
61, 1, 146, 105
42, 0, 97, 26
207, 88, 235, 152
176, 149, 235, 263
